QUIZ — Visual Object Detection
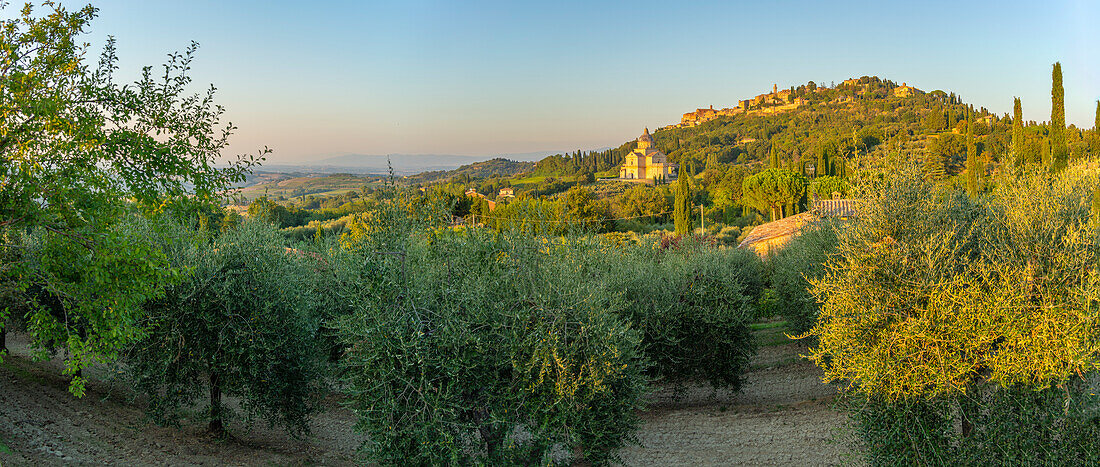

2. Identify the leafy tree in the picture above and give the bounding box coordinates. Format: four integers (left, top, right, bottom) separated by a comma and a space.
617, 184, 670, 222
605, 243, 761, 389
0, 2, 262, 393
561, 186, 608, 232
809, 164, 1100, 401
1051, 62, 1067, 170
741, 168, 807, 221
126, 220, 326, 437
673, 174, 692, 234
336, 205, 646, 465
808, 176, 849, 200
771, 220, 840, 336
810, 164, 1100, 464
924, 151, 948, 181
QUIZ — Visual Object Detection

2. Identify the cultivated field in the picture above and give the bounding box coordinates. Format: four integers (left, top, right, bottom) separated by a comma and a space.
0, 325, 857, 466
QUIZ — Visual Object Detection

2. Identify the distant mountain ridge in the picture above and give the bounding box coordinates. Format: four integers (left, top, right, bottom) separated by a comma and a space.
261, 151, 564, 176
407, 158, 536, 183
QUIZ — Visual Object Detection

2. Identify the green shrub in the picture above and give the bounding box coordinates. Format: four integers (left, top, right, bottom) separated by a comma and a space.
335, 201, 646, 465
850, 385, 1100, 466
125, 220, 327, 437
810, 162, 1100, 464
845, 394, 953, 466
16, 215, 173, 396
605, 241, 761, 389
769, 220, 839, 336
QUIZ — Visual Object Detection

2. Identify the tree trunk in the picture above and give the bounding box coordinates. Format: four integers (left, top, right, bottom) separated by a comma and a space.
1, 326, 6, 353
209, 372, 225, 436
477, 407, 503, 460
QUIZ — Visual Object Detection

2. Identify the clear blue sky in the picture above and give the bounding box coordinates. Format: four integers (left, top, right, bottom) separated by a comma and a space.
11, 1, 1100, 163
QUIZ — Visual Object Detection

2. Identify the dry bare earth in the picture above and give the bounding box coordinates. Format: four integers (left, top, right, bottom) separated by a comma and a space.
0, 333, 363, 466
0, 325, 859, 466
618, 326, 860, 466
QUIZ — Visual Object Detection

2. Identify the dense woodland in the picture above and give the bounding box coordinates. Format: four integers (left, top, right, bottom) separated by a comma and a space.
7, 2, 1100, 466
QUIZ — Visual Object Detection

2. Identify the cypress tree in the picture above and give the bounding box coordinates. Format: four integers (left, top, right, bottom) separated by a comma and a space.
1012, 97, 1024, 165
966, 110, 979, 197
1094, 100, 1100, 157
1092, 187, 1100, 220
673, 172, 692, 235
817, 145, 827, 177
1042, 137, 1052, 168
925, 152, 946, 181
1051, 62, 1068, 170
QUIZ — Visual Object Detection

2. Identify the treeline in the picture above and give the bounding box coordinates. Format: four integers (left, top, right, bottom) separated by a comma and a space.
533, 146, 629, 177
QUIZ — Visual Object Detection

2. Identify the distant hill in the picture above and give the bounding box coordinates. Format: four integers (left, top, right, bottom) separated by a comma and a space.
242, 76, 1042, 206
259, 151, 562, 176
407, 158, 536, 183
231, 173, 385, 202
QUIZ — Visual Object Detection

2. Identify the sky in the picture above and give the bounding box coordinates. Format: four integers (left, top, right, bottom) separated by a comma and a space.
8, 1, 1100, 164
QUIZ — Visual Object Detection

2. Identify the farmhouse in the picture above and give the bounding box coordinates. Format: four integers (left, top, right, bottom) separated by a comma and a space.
619, 128, 677, 182
465, 188, 497, 210
738, 196, 860, 256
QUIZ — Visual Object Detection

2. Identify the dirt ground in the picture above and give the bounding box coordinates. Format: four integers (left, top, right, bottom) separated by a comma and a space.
0, 328, 860, 466
619, 337, 860, 466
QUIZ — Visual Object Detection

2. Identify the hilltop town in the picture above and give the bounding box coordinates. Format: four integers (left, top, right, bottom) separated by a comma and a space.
673, 77, 924, 128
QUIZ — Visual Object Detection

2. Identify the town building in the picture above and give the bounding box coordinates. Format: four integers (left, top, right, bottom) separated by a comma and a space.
893, 82, 923, 98
619, 128, 677, 182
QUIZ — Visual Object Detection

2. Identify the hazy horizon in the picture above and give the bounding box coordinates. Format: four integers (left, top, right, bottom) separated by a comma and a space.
7, 0, 1099, 164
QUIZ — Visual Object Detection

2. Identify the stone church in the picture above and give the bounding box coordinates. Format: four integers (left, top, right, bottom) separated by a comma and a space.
619, 128, 677, 181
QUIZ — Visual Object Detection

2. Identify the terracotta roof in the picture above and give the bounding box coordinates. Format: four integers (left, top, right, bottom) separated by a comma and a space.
737, 212, 813, 249
813, 199, 860, 217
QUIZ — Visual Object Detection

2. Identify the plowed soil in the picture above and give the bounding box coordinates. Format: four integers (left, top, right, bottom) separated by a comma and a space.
0, 327, 859, 466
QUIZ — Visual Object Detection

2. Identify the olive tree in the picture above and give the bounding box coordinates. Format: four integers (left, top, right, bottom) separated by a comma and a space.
808, 163, 1100, 463
335, 198, 646, 465
125, 220, 326, 437
603, 241, 763, 389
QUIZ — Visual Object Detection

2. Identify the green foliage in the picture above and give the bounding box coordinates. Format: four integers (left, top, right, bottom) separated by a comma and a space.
533, 148, 626, 178
1012, 97, 1024, 165
616, 184, 671, 223
247, 196, 311, 228
849, 384, 1100, 466
808, 176, 849, 200
560, 186, 611, 232
126, 220, 326, 436
673, 175, 692, 235
335, 199, 645, 465
602, 242, 762, 388
1051, 62, 1067, 170
769, 220, 840, 336
810, 164, 1100, 401
741, 168, 807, 221
813, 162, 1100, 464
0, 3, 262, 395
16, 215, 174, 396
965, 112, 980, 197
